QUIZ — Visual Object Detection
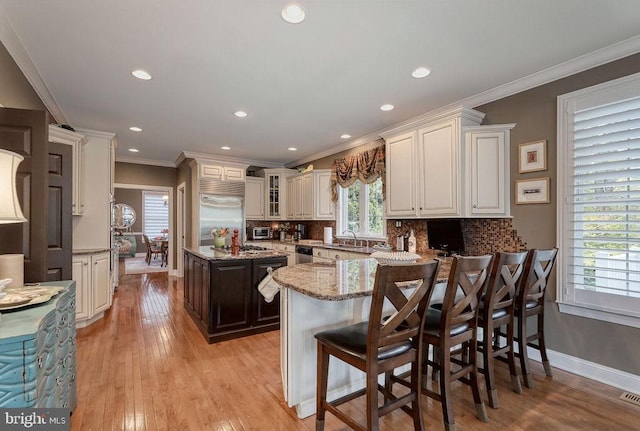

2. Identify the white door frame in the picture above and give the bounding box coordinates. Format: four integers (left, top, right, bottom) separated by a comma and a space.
114, 183, 175, 275
177, 182, 186, 277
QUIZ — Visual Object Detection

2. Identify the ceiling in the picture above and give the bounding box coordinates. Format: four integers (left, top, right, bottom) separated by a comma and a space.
1, 1, 640, 168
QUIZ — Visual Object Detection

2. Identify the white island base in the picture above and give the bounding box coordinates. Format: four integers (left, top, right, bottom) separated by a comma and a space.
280, 286, 373, 418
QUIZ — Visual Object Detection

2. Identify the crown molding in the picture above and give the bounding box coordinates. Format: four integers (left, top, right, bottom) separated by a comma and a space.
115, 156, 177, 168
0, 7, 67, 123
175, 151, 285, 169
293, 35, 640, 166
48, 124, 87, 145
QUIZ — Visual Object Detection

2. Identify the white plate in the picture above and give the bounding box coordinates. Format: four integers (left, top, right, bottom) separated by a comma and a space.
0, 286, 63, 311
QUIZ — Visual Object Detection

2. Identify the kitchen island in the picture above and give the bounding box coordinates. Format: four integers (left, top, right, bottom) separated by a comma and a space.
183, 246, 288, 343
272, 257, 450, 418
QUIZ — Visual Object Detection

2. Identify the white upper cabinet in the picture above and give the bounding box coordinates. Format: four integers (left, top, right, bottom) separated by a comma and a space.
313, 170, 334, 220
383, 107, 512, 218
385, 131, 417, 217
200, 162, 245, 181
464, 124, 514, 217
245, 177, 265, 220
49, 125, 87, 216
258, 168, 297, 220
286, 169, 334, 220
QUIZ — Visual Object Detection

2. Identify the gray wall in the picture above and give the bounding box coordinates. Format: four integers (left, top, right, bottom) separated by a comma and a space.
113, 188, 145, 253
474, 53, 640, 375
114, 162, 178, 265
0, 42, 50, 112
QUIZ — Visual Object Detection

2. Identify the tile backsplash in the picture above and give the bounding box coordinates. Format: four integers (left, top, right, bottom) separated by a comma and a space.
247, 218, 526, 255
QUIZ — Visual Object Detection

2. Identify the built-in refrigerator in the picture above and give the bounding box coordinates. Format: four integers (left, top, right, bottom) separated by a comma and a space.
199, 194, 244, 247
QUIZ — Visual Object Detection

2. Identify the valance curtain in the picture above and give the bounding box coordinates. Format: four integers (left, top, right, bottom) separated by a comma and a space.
330, 140, 385, 203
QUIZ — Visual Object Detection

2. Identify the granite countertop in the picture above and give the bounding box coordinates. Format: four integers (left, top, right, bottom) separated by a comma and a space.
73, 248, 112, 255
272, 255, 451, 301
184, 246, 289, 261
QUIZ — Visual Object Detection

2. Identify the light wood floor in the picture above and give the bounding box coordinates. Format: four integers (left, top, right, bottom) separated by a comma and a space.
70, 270, 639, 430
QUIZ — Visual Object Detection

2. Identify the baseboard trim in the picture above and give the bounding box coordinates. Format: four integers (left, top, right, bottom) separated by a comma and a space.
526, 347, 640, 394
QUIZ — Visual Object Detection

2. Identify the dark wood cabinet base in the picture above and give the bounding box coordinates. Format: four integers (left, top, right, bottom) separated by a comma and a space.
183, 250, 286, 344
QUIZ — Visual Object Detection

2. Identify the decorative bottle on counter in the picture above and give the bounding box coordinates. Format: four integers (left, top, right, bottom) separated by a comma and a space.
231, 229, 240, 255
408, 229, 416, 253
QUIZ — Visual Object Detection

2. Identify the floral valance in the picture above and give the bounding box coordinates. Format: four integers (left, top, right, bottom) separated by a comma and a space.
330, 140, 385, 203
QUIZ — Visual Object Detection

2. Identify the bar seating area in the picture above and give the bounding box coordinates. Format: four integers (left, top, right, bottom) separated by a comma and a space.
315, 248, 559, 431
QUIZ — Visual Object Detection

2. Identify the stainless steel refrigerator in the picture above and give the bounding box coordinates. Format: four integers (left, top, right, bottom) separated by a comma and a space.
199, 194, 245, 247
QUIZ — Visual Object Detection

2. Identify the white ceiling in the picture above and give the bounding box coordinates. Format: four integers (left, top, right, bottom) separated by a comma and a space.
1, 1, 640, 167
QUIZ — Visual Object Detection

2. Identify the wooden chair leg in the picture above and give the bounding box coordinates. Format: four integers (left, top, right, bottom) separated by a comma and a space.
506, 318, 522, 394
482, 327, 499, 408
316, 344, 329, 431
468, 339, 488, 422
411, 358, 425, 431
439, 346, 456, 431
366, 365, 380, 431
517, 315, 534, 389
537, 312, 553, 378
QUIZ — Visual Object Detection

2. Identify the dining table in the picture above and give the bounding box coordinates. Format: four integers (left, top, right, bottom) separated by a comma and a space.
152, 237, 169, 267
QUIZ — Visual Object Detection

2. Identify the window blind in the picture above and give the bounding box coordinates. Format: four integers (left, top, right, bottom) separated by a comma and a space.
143, 191, 169, 238
570, 96, 640, 300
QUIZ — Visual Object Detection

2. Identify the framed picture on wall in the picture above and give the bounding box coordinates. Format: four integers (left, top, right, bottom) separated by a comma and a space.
519, 139, 547, 173
515, 177, 550, 204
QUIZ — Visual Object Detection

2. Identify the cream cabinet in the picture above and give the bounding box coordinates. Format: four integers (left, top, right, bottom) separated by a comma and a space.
48, 125, 87, 216
384, 108, 483, 218
245, 177, 265, 220
200, 163, 245, 181
464, 124, 514, 217
312, 247, 368, 261
286, 169, 334, 220
72, 250, 111, 328
271, 242, 297, 266
258, 169, 297, 220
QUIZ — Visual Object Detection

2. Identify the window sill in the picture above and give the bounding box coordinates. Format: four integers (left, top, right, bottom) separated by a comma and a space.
557, 301, 640, 329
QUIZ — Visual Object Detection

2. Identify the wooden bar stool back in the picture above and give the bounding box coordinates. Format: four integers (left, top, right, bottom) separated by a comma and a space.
421, 254, 493, 431
478, 251, 528, 408
314, 260, 441, 431
515, 247, 558, 388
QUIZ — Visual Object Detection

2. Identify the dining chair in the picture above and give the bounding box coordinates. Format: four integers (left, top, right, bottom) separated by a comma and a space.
314, 260, 441, 431
420, 254, 493, 431
477, 251, 528, 408
142, 234, 161, 265
514, 248, 558, 388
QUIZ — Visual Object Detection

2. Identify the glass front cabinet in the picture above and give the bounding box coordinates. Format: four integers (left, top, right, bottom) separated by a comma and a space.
259, 169, 297, 220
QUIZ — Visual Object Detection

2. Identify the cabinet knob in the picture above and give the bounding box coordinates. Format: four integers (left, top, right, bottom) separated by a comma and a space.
411, 207, 414, 211
38, 356, 43, 368
56, 377, 62, 386
473, 204, 477, 208
72, 203, 76, 208
84, 262, 88, 266
335, 254, 340, 259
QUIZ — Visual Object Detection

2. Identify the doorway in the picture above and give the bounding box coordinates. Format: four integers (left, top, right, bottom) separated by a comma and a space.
114, 183, 174, 276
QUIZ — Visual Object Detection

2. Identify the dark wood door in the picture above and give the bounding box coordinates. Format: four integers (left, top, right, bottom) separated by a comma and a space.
252, 256, 286, 325
46, 142, 72, 281
0, 107, 48, 282
210, 260, 252, 333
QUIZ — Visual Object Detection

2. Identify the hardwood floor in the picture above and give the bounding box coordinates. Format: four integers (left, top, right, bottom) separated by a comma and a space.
71, 271, 639, 430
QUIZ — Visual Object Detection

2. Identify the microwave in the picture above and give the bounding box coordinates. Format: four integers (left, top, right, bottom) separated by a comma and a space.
252, 227, 272, 240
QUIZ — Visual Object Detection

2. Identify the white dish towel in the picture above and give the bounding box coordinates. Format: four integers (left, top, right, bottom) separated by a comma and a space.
257, 267, 281, 303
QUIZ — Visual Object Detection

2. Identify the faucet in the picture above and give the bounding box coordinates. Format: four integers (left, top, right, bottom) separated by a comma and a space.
343, 229, 357, 247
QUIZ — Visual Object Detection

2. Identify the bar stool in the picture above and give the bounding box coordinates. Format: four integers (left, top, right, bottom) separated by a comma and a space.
314, 260, 441, 431
514, 248, 558, 388
477, 251, 528, 408
420, 254, 493, 431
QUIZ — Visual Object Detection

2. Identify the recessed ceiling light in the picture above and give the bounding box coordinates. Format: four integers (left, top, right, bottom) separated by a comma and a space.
234, 111, 248, 118
341, 134, 351, 139
288, 147, 297, 151
380, 104, 394, 111
128, 148, 139, 153
221, 146, 231, 150
131, 70, 152, 80
129, 126, 142, 132
411, 67, 431, 78
282, 4, 305, 24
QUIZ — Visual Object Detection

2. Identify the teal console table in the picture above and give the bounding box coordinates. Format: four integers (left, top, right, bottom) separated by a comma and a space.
0, 280, 77, 410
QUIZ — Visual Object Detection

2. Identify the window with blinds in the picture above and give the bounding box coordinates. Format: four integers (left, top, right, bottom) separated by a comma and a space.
557, 72, 640, 328
143, 191, 169, 239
